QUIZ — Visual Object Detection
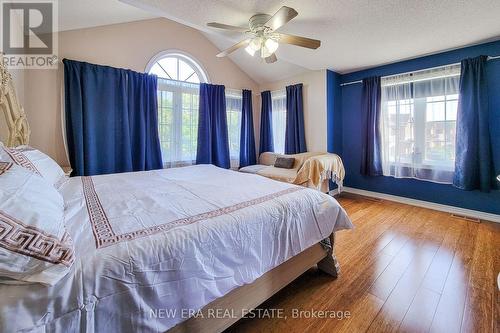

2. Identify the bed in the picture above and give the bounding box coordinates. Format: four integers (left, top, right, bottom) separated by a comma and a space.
0, 58, 353, 333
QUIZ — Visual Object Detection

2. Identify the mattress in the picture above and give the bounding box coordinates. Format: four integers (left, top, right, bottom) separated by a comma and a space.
0, 165, 352, 332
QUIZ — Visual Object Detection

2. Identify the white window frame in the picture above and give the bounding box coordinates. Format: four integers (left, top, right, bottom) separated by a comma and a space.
146, 51, 208, 168
145, 50, 209, 83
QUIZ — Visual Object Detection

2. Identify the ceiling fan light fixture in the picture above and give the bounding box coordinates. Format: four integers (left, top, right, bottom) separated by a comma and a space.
245, 44, 256, 56
249, 37, 262, 51
264, 38, 279, 54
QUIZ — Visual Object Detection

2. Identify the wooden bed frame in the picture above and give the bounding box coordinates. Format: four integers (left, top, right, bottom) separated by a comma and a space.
0, 56, 340, 333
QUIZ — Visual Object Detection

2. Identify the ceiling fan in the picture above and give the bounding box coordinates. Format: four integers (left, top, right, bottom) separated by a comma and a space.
207, 6, 321, 64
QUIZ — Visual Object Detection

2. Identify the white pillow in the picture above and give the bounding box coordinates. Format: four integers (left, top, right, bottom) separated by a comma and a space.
0, 162, 74, 285
0, 143, 67, 188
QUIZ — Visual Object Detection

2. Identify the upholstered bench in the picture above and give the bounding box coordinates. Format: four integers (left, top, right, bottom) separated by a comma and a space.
239, 152, 345, 193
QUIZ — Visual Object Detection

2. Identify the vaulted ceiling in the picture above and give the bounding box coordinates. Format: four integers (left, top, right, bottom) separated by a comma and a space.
60, 0, 500, 84
59, 0, 157, 32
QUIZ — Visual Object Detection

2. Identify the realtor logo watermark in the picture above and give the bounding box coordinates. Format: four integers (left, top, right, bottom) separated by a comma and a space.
1, 0, 58, 69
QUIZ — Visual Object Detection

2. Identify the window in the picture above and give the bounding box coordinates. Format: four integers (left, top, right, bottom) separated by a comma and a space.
147, 52, 208, 167
425, 94, 458, 164
380, 64, 460, 183
271, 89, 286, 154
148, 52, 207, 83
225, 89, 242, 168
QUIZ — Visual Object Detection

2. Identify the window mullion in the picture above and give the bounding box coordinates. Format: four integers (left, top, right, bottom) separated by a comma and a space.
173, 88, 182, 162
444, 96, 449, 163
413, 98, 426, 166
176, 57, 180, 81
395, 102, 400, 165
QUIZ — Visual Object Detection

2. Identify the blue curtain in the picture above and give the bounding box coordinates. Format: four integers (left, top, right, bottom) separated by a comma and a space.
453, 56, 493, 192
360, 76, 383, 176
196, 83, 230, 168
64, 59, 162, 176
259, 90, 274, 154
285, 83, 307, 154
239, 89, 256, 167
127, 71, 163, 172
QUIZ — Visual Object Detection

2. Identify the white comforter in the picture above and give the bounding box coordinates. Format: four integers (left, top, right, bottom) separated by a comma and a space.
0, 165, 352, 332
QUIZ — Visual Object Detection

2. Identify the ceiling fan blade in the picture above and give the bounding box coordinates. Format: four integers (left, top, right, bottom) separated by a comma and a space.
216, 39, 251, 57
278, 33, 321, 49
265, 54, 277, 64
265, 6, 298, 31
207, 22, 248, 32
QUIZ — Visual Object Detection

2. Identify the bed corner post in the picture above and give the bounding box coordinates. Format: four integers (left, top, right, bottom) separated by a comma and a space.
317, 233, 340, 278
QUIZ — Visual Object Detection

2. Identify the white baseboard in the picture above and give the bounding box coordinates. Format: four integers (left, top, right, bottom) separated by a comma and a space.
338, 186, 500, 223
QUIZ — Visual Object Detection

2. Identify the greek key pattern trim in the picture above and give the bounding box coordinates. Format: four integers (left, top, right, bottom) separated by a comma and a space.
81, 176, 116, 248
2, 146, 40, 176
0, 210, 74, 267
0, 162, 12, 175
82, 176, 303, 249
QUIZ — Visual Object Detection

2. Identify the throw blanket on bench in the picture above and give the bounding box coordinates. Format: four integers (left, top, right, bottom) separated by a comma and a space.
295, 154, 345, 192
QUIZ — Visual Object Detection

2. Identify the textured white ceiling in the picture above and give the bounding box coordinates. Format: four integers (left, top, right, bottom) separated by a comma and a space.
62, 0, 500, 83
58, 0, 157, 32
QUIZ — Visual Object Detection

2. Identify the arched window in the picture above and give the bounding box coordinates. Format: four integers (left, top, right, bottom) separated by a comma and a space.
147, 52, 208, 167
147, 52, 208, 83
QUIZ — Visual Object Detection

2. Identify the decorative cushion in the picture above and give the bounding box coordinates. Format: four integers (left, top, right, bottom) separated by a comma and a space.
0, 163, 74, 285
259, 152, 279, 166
274, 157, 295, 169
0, 143, 67, 188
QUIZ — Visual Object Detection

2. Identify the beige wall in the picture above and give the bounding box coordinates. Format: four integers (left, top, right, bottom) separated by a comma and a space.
23, 18, 259, 165
258, 70, 327, 153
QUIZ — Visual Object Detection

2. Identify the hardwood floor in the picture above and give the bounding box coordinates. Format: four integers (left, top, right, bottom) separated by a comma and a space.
227, 194, 499, 333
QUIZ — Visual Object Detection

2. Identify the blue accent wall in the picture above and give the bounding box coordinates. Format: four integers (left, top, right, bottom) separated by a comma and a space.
327, 40, 500, 215
327, 70, 343, 155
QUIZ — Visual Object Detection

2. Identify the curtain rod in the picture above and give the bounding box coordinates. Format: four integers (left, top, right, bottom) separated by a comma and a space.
340, 55, 500, 87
